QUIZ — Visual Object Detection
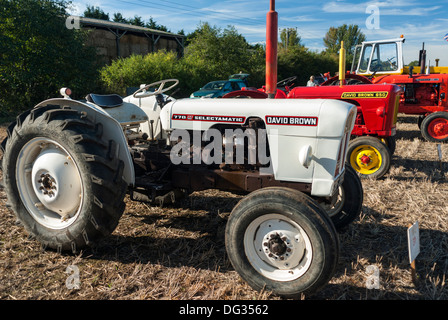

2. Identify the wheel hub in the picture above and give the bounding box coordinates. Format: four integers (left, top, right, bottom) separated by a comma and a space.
16, 138, 84, 229
265, 233, 288, 257
260, 228, 305, 268
31, 147, 82, 217
351, 144, 382, 174
244, 214, 313, 282
359, 154, 371, 165
38, 173, 57, 197
433, 122, 448, 136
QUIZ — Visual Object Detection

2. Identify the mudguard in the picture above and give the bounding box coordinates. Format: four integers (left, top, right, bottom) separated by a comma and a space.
35, 98, 135, 186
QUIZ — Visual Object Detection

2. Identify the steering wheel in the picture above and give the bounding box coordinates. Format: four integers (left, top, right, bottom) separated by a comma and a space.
133, 79, 179, 99
387, 57, 397, 69
277, 76, 297, 87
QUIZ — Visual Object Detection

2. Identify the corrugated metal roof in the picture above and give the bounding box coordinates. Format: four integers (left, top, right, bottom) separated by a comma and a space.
79, 16, 185, 38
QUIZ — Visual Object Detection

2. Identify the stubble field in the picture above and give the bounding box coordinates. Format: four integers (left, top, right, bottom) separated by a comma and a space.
0, 114, 447, 301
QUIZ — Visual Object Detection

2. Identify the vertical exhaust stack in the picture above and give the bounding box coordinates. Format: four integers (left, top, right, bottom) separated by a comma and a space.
265, 0, 278, 98
339, 41, 346, 86
419, 42, 426, 75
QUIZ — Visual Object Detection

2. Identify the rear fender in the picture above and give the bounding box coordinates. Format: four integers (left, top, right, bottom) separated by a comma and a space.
35, 98, 135, 186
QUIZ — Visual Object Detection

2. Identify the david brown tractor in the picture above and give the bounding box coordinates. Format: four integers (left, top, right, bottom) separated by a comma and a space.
225, 43, 402, 179
0, 81, 360, 299
0, 2, 363, 298
340, 36, 448, 142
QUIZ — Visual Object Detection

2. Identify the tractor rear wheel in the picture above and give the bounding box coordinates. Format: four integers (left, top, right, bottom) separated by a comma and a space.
420, 112, 448, 142
225, 187, 339, 298
348, 136, 391, 179
1, 106, 128, 252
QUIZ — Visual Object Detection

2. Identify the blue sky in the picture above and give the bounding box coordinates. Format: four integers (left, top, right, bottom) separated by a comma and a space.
68, 0, 448, 65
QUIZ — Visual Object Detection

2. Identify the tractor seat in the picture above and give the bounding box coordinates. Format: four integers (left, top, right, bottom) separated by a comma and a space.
85, 93, 123, 108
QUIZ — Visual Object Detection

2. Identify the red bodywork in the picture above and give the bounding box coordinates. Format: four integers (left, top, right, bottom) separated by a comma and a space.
287, 84, 402, 138
371, 74, 448, 115
225, 83, 401, 140
265, 0, 278, 98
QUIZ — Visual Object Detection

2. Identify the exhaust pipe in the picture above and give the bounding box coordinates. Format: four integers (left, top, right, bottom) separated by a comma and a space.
265, 0, 278, 98
419, 42, 426, 75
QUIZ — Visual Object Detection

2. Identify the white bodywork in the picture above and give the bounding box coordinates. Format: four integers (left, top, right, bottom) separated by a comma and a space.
36, 91, 356, 198
160, 98, 356, 197
352, 38, 405, 76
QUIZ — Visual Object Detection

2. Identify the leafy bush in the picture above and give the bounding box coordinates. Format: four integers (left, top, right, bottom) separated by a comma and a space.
100, 50, 182, 95
100, 23, 266, 98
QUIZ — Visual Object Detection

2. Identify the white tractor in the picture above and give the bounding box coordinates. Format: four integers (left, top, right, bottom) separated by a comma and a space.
1, 78, 362, 298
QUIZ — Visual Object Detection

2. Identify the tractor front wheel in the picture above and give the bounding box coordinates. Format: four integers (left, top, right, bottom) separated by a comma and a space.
380, 136, 396, 156
421, 112, 448, 142
320, 165, 363, 230
348, 136, 391, 179
225, 187, 339, 298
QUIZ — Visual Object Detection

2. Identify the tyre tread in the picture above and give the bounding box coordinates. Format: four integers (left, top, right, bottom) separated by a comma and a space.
2, 105, 128, 252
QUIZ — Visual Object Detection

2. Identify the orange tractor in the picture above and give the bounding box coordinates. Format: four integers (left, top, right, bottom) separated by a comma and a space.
326, 36, 448, 142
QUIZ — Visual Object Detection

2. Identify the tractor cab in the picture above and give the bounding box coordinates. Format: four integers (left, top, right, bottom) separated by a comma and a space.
352, 37, 448, 77
351, 38, 405, 76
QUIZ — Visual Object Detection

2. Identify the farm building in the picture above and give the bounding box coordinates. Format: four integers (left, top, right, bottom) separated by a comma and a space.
77, 16, 185, 64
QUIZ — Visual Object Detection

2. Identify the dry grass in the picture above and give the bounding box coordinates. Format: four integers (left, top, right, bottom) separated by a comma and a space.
1, 114, 447, 300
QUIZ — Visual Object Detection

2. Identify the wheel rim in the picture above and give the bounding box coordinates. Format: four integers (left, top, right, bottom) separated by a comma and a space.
244, 213, 313, 282
16, 138, 84, 229
350, 145, 382, 175
427, 118, 448, 140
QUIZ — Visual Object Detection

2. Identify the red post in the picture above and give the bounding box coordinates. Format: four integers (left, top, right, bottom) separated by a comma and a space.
265, 0, 278, 98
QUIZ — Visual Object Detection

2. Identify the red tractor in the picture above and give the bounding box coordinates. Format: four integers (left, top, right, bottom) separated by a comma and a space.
335, 36, 448, 142
286, 83, 401, 179
225, 44, 402, 179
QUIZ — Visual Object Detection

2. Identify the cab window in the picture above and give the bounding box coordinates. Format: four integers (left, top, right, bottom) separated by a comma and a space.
359, 44, 372, 73
370, 43, 398, 72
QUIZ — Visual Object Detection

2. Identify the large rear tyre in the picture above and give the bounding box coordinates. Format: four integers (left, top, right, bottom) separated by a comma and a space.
1, 106, 128, 252
348, 136, 391, 179
225, 187, 339, 298
420, 112, 448, 142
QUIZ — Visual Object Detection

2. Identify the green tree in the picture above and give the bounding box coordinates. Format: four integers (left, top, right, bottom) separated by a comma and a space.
113, 12, 128, 24
277, 46, 338, 86
146, 17, 170, 32
128, 15, 145, 27
323, 24, 365, 66
184, 23, 256, 81
84, 5, 109, 20
279, 28, 302, 50
0, 0, 99, 115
